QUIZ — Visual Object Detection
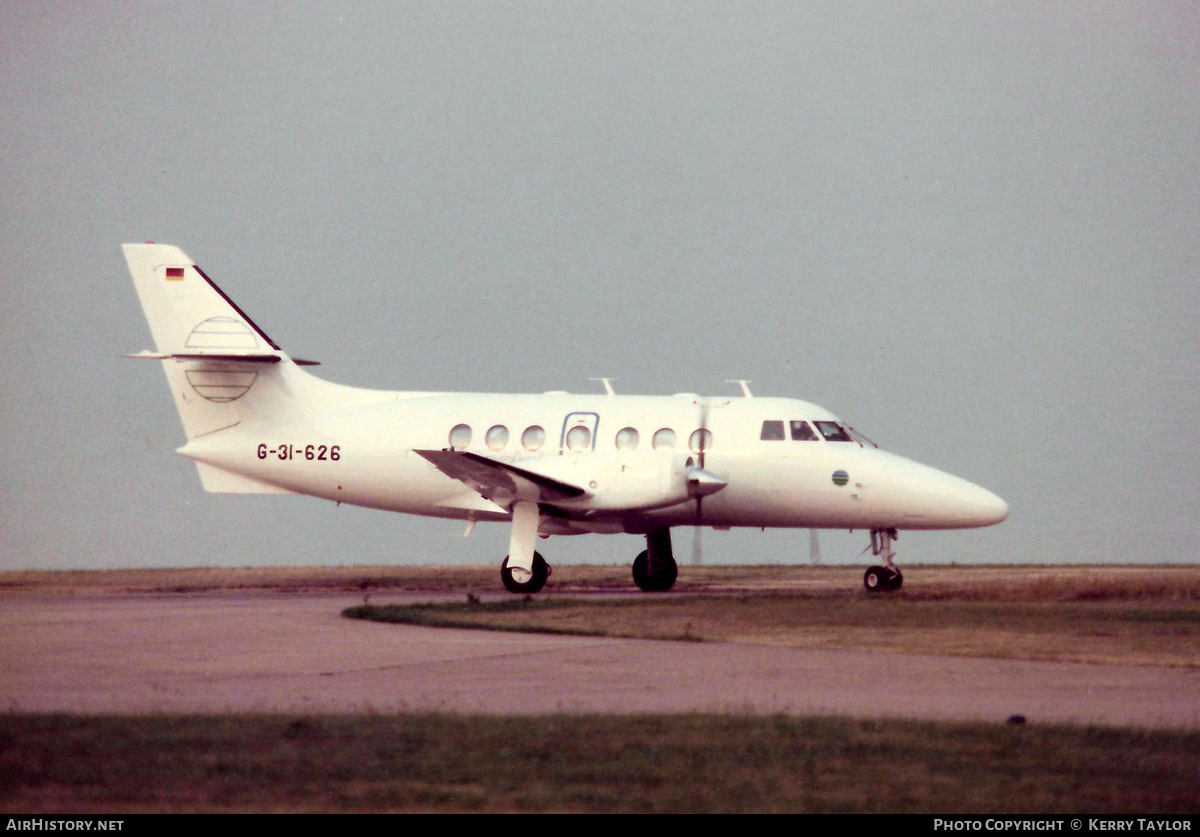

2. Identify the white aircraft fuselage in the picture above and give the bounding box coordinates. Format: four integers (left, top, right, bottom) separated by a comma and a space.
125, 243, 1008, 593
179, 389, 1006, 533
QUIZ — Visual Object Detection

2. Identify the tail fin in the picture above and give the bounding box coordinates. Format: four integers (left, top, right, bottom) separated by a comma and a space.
125, 244, 321, 494
123, 242, 287, 362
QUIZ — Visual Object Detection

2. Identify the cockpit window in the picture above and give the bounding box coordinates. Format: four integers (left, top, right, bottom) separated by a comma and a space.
790, 421, 818, 441
760, 420, 785, 441
814, 420, 853, 442
845, 426, 879, 448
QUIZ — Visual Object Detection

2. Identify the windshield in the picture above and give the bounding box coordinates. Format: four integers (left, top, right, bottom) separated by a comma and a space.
813, 421, 853, 443
844, 425, 879, 448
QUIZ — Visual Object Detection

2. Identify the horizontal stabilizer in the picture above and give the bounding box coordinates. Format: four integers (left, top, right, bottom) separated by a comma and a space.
415, 450, 587, 506
124, 350, 320, 366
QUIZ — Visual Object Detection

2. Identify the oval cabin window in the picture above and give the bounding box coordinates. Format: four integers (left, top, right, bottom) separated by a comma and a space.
448, 424, 472, 451
689, 428, 713, 454
485, 425, 509, 451
521, 425, 546, 451
565, 425, 592, 452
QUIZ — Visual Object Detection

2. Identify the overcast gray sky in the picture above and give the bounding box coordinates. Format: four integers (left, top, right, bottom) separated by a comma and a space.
1, 1, 1197, 572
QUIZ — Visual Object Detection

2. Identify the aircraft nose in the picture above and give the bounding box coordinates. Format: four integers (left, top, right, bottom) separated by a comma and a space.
875, 452, 1009, 529
912, 467, 1009, 528
958, 483, 1009, 527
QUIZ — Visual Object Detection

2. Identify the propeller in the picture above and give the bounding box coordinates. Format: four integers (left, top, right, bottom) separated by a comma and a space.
687, 398, 724, 565
694, 399, 708, 566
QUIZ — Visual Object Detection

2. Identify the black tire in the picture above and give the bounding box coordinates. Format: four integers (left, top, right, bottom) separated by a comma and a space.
500, 552, 549, 594
887, 567, 904, 591
632, 550, 678, 592
863, 566, 888, 593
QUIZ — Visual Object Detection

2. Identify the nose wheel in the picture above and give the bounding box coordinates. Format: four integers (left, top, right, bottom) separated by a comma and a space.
864, 528, 903, 592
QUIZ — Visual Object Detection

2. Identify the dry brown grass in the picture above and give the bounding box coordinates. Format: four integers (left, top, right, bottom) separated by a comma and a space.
5, 714, 1198, 813
346, 564, 1200, 668
902, 565, 1200, 602
0, 564, 500, 595
5, 562, 1198, 599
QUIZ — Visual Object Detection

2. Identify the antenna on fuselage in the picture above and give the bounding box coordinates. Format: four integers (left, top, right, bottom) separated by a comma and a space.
726, 379, 753, 397
589, 377, 616, 396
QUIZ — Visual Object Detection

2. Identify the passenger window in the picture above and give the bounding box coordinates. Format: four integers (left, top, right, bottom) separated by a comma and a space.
652, 428, 676, 450
448, 424, 472, 451
790, 421, 818, 441
615, 427, 639, 450
521, 425, 546, 451
485, 425, 509, 451
565, 425, 592, 452
689, 428, 713, 453
815, 421, 853, 442
760, 420, 785, 441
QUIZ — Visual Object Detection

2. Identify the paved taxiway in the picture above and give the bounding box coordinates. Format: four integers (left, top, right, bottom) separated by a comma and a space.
2, 591, 1196, 728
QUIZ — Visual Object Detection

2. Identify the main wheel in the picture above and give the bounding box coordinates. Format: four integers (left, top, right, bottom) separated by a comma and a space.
863, 566, 889, 593
501, 552, 549, 594
864, 565, 903, 592
632, 550, 678, 592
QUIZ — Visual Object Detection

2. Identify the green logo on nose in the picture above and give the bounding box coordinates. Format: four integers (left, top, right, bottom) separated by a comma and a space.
832, 470, 849, 487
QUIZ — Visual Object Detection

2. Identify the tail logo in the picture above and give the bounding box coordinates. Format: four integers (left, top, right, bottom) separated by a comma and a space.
186, 317, 260, 350
184, 368, 258, 402
183, 318, 260, 402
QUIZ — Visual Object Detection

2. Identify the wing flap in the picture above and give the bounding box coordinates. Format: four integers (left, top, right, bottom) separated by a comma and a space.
414, 450, 587, 506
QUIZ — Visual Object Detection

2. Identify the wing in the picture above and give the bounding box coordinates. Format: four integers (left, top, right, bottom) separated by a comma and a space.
414, 450, 587, 507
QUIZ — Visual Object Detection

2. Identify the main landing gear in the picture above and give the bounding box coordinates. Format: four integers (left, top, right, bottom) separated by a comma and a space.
501, 552, 550, 594
632, 528, 678, 592
499, 501, 550, 594
863, 528, 903, 593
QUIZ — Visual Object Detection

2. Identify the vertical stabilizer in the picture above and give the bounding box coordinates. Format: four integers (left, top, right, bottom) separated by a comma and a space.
123, 243, 281, 358
124, 243, 306, 444
125, 243, 397, 492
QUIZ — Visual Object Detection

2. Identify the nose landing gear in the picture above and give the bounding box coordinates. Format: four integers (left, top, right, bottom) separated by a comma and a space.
864, 528, 903, 592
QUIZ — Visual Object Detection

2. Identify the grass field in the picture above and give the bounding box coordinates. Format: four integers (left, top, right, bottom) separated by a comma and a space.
2, 714, 1198, 813
6, 562, 1197, 599
344, 565, 1200, 667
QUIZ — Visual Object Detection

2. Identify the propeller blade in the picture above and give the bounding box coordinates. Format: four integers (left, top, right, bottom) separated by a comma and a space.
694, 397, 710, 566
